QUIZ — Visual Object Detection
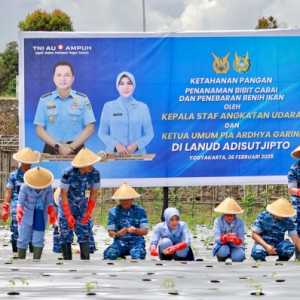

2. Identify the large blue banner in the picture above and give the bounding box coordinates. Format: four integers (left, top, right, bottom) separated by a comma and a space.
19, 31, 300, 186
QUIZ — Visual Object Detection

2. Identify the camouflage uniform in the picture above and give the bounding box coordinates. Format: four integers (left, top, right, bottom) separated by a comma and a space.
251, 211, 297, 261
59, 167, 100, 244
288, 161, 300, 235
104, 204, 148, 260
6, 168, 25, 247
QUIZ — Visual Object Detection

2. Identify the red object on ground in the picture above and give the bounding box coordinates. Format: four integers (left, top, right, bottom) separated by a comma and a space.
47, 205, 57, 225
81, 198, 96, 224
1, 202, 10, 222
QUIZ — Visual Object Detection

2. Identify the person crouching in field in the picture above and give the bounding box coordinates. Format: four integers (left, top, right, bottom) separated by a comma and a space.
251, 197, 300, 261
150, 207, 194, 261
212, 197, 245, 262
17, 167, 57, 260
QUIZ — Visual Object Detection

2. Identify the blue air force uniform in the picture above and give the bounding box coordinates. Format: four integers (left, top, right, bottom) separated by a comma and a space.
251, 211, 297, 261
98, 98, 154, 154
288, 161, 300, 235
103, 204, 149, 260
59, 167, 100, 244
34, 90, 95, 151
17, 185, 54, 249
6, 168, 25, 245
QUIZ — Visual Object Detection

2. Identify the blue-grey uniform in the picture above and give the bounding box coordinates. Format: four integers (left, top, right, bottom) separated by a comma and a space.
17, 184, 54, 249
59, 167, 100, 245
150, 207, 194, 260
104, 204, 149, 260
212, 216, 245, 262
288, 161, 300, 235
251, 211, 297, 261
6, 168, 25, 245
34, 89, 95, 148
98, 72, 154, 154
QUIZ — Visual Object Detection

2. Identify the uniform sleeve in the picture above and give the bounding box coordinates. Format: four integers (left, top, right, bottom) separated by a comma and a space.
46, 187, 54, 206
60, 171, 70, 191
91, 171, 100, 189
251, 214, 263, 233
98, 103, 120, 151
236, 219, 245, 241
17, 184, 26, 207
82, 97, 96, 126
33, 98, 46, 127
213, 218, 222, 242
107, 208, 117, 231
6, 172, 14, 189
181, 222, 192, 245
150, 224, 162, 246
288, 164, 298, 188
287, 218, 298, 237
133, 104, 154, 150
138, 207, 149, 229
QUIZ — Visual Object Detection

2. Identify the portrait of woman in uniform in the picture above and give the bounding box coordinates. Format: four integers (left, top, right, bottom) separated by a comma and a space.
98, 71, 154, 154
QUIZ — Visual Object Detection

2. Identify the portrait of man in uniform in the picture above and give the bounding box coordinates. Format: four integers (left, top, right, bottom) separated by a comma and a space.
34, 61, 96, 155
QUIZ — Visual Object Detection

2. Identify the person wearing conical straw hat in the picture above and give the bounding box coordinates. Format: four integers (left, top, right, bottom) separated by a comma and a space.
251, 197, 300, 261
1, 148, 40, 254
149, 207, 194, 261
52, 187, 97, 255
58, 147, 100, 260
103, 183, 149, 260
288, 145, 300, 259
16, 166, 57, 260
212, 197, 245, 262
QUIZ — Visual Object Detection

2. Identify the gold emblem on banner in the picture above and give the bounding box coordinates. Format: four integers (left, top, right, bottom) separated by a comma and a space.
212, 52, 230, 74
233, 52, 250, 73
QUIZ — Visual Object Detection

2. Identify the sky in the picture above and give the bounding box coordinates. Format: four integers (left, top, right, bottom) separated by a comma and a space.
0, 0, 299, 51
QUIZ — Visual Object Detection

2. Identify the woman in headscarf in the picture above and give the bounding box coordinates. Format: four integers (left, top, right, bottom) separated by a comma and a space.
150, 207, 194, 261
98, 71, 154, 154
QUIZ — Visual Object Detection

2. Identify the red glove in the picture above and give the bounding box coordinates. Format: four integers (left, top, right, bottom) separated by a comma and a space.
165, 242, 188, 255
1, 202, 10, 222
81, 198, 96, 224
62, 201, 75, 230
16, 206, 24, 224
47, 205, 57, 225
150, 245, 158, 256
220, 234, 229, 245
295, 189, 300, 197
226, 233, 243, 246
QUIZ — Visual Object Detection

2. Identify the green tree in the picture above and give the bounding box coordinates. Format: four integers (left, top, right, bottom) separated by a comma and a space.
256, 16, 278, 29
18, 9, 73, 31
0, 41, 18, 96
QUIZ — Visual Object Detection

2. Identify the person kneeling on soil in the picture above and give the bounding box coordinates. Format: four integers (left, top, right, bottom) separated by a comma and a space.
104, 183, 149, 260
251, 197, 300, 261
212, 197, 245, 262
17, 167, 57, 260
150, 207, 194, 261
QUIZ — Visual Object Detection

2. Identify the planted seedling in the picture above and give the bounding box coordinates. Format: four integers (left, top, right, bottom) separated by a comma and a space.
248, 278, 265, 296
85, 281, 98, 296
162, 278, 179, 296
7, 277, 29, 296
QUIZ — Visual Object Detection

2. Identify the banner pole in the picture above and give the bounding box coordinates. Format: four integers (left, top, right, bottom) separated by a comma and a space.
161, 186, 169, 221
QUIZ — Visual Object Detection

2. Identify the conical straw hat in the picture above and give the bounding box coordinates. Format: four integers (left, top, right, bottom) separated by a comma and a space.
112, 183, 140, 200
12, 148, 40, 164
24, 167, 54, 189
266, 197, 296, 218
291, 145, 300, 159
71, 148, 100, 168
214, 197, 244, 214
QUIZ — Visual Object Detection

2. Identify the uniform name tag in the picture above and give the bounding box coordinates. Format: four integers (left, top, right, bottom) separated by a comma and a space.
113, 113, 123, 116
